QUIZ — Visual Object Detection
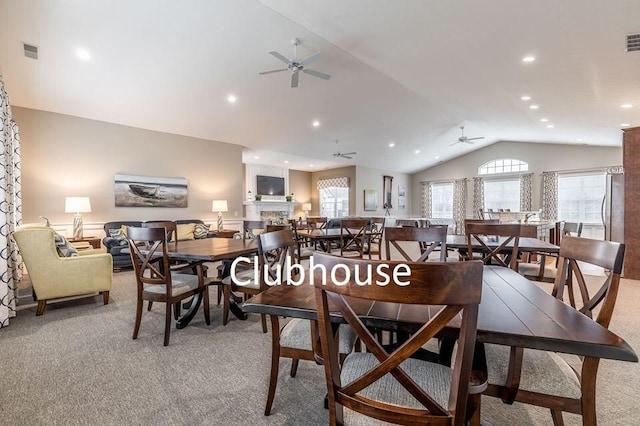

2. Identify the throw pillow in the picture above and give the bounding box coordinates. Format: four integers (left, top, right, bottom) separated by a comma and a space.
193, 223, 210, 239
109, 228, 128, 246
176, 223, 196, 241
54, 234, 79, 257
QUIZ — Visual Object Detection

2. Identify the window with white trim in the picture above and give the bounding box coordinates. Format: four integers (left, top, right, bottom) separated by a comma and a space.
484, 179, 520, 212
317, 177, 350, 218
479, 159, 528, 175
558, 173, 605, 225
431, 182, 453, 218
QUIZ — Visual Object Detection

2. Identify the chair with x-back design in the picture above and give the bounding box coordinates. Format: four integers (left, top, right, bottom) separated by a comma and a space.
483, 236, 625, 426
337, 219, 368, 258
313, 253, 484, 425
464, 222, 521, 271
385, 226, 448, 262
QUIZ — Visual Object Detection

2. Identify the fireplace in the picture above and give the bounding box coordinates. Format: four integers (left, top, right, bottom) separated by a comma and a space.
244, 201, 294, 222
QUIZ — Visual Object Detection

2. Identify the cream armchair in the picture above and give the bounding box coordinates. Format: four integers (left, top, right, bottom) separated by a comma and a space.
13, 225, 112, 316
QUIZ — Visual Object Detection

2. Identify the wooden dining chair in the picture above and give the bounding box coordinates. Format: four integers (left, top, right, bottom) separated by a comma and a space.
290, 219, 314, 262
464, 222, 521, 270
262, 232, 357, 415
338, 219, 368, 258
126, 226, 210, 346
306, 216, 328, 230
519, 221, 583, 282
483, 236, 625, 426
385, 225, 448, 262
265, 224, 291, 233
364, 217, 385, 259
313, 253, 484, 426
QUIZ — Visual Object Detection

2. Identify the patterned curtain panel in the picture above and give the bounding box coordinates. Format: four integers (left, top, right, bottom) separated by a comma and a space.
420, 182, 432, 217
452, 178, 467, 235
317, 177, 349, 190
472, 177, 484, 218
0, 73, 23, 328
520, 173, 533, 211
541, 171, 558, 221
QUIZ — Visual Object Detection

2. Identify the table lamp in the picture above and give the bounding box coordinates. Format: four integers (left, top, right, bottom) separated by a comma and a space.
65, 196, 91, 240
302, 203, 312, 218
212, 200, 228, 232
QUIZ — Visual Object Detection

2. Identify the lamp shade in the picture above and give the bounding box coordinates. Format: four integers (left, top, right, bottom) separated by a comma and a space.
302, 203, 312, 211
211, 200, 228, 212
65, 197, 91, 214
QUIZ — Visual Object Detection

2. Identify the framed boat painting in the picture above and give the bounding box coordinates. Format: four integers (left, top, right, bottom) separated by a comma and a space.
114, 173, 188, 207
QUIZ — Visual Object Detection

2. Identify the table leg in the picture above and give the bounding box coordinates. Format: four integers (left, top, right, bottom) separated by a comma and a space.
176, 293, 201, 329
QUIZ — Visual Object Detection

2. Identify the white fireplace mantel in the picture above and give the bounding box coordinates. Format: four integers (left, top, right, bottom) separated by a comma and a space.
244, 201, 295, 221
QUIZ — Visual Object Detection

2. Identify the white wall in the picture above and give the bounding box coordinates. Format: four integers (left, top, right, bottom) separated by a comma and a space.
411, 141, 622, 217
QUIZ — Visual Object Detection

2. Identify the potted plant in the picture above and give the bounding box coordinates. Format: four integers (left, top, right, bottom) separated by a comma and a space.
255, 194, 262, 201
285, 194, 292, 202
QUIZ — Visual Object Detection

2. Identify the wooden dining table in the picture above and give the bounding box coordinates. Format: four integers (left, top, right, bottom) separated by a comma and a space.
296, 228, 379, 252
445, 235, 560, 254
243, 265, 637, 362
165, 237, 258, 327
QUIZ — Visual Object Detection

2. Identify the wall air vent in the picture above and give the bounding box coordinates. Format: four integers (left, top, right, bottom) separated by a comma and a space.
627, 33, 640, 52
23, 43, 38, 59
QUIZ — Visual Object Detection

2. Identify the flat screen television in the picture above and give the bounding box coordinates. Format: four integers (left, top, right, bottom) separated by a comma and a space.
256, 175, 285, 196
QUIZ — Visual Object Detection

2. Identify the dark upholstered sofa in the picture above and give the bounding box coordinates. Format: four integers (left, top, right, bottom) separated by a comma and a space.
103, 219, 216, 270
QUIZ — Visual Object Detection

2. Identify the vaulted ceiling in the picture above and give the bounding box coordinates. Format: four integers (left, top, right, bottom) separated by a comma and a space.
1, 0, 638, 173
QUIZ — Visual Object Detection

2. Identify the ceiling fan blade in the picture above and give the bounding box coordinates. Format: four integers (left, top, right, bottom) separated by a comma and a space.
449, 141, 461, 146
258, 68, 288, 75
303, 68, 332, 80
342, 156, 352, 159
299, 52, 321, 66
342, 152, 357, 156
269, 51, 291, 65
466, 136, 485, 141
291, 71, 299, 88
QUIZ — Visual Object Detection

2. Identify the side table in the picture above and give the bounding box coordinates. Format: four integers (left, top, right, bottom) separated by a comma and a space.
68, 236, 102, 250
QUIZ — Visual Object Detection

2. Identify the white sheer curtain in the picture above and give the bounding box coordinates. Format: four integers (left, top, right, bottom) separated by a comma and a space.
0, 73, 23, 328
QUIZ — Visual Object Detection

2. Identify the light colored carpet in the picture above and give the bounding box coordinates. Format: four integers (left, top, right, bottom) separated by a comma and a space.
1, 266, 638, 425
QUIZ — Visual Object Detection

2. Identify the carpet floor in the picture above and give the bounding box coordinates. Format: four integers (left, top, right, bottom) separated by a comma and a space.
1, 268, 638, 425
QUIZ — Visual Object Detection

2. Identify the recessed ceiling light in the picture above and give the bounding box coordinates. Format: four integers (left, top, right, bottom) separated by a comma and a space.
253, 156, 259, 160
521, 95, 531, 101
577, 138, 583, 142
414, 150, 420, 154
529, 105, 539, 110
621, 123, 631, 127
312, 120, 320, 127
75, 48, 91, 61
621, 104, 633, 109
284, 160, 289, 164
309, 164, 314, 168
388, 142, 395, 147
540, 118, 549, 122
522, 55, 536, 63
227, 94, 237, 103
434, 155, 440, 160
546, 124, 554, 128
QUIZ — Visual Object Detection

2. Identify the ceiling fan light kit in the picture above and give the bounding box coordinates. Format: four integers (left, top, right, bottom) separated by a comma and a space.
259, 38, 332, 88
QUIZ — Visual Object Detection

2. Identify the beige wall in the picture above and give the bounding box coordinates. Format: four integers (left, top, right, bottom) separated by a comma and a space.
355, 166, 411, 217
14, 107, 244, 225
289, 169, 311, 219
411, 141, 622, 216
310, 166, 356, 215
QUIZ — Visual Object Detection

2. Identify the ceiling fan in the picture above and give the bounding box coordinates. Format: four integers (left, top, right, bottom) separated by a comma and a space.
449, 126, 485, 145
259, 38, 332, 88
333, 151, 357, 159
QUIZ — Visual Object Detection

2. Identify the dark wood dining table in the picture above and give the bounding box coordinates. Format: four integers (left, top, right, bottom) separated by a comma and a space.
165, 237, 258, 327
296, 228, 378, 252
445, 235, 560, 254
243, 265, 637, 362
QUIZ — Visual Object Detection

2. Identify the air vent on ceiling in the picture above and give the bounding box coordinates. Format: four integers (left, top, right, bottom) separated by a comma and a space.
627, 33, 640, 52
23, 43, 38, 59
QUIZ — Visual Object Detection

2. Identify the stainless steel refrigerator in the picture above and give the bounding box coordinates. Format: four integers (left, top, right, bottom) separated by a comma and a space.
602, 173, 624, 243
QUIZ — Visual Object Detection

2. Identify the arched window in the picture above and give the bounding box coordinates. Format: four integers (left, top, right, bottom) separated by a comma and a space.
478, 159, 529, 175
